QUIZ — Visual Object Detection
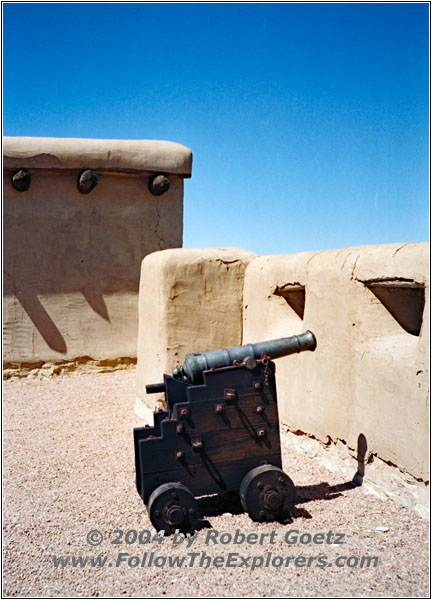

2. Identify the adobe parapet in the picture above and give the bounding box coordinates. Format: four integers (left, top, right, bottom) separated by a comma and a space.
3, 136, 192, 177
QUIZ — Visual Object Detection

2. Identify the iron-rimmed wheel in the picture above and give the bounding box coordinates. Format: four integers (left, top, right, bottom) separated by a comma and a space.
240, 465, 296, 523
147, 482, 198, 533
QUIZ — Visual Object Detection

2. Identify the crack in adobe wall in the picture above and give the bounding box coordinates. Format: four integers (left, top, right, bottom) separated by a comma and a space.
239, 290, 244, 353
287, 427, 429, 486
154, 198, 164, 250
350, 255, 360, 279
340, 250, 353, 272
306, 250, 326, 266
393, 243, 411, 257
215, 259, 242, 266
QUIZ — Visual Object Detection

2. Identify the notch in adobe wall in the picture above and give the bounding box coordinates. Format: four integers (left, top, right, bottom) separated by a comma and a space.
360, 278, 425, 336
273, 283, 306, 320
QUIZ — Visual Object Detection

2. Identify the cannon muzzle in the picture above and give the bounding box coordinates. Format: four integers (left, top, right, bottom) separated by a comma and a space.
173, 330, 316, 384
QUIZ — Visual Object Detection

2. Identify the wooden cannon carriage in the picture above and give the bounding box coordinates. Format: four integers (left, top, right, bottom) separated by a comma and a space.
134, 331, 316, 532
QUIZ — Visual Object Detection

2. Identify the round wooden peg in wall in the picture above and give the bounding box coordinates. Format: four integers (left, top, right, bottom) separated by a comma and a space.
11, 169, 31, 192
77, 169, 98, 194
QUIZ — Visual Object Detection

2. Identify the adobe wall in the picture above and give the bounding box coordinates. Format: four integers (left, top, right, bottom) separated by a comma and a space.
3, 137, 192, 368
136, 242, 429, 515
242, 243, 429, 515
136, 247, 257, 417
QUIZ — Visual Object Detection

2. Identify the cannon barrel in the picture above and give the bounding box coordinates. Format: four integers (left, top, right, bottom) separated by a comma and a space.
173, 330, 316, 384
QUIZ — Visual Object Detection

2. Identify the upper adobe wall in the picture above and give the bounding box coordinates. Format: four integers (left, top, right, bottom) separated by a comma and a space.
3, 136, 192, 366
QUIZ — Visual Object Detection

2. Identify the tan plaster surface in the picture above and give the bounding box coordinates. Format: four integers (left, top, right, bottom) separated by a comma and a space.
3, 137, 192, 176
136, 247, 257, 409
242, 243, 429, 487
4, 137, 189, 364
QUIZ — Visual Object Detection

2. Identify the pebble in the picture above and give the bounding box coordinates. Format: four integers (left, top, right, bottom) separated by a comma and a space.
3, 370, 429, 597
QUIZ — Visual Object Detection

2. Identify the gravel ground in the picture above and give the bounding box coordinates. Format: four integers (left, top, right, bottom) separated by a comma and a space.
3, 369, 430, 598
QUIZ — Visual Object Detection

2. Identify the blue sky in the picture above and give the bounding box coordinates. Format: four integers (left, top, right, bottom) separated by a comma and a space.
3, 3, 429, 255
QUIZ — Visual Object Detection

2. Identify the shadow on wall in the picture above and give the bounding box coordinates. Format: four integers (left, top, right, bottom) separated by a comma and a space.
274, 284, 305, 320
352, 433, 368, 486
197, 433, 369, 522
362, 280, 426, 336
295, 434, 368, 513
7, 288, 112, 354
15, 293, 68, 353
273, 278, 425, 338
3, 177, 155, 354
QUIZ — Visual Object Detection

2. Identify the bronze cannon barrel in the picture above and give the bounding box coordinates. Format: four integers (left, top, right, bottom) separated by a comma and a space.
172, 330, 317, 385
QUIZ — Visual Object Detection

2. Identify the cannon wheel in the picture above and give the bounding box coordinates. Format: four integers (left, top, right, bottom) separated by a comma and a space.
147, 482, 198, 533
240, 465, 296, 523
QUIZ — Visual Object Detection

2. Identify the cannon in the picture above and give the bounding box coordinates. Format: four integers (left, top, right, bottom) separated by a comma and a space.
134, 331, 316, 532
